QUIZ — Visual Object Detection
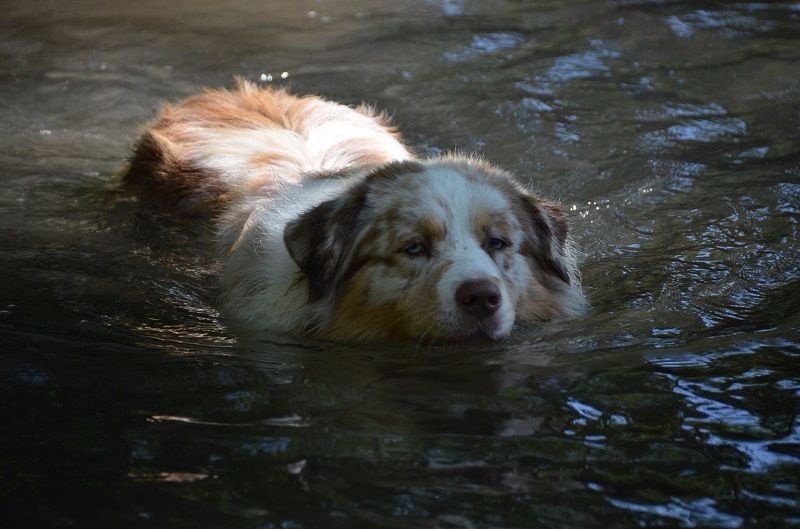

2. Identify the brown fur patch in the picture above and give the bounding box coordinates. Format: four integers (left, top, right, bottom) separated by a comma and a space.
513, 194, 571, 286
283, 179, 372, 301
415, 216, 447, 244
475, 210, 513, 237
123, 131, 228, 215
326, 268, 414, 342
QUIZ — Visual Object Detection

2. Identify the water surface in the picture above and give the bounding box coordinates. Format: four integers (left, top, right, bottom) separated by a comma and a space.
1, 1, 799, 527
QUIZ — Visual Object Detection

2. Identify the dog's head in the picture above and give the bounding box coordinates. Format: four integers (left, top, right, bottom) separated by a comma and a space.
284, 157, 585, 343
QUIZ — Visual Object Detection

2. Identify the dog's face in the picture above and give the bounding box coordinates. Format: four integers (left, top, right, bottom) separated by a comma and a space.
284, 158, 583, 343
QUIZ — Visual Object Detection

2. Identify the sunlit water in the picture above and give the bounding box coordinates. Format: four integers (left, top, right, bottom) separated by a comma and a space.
1, 1, 799, 527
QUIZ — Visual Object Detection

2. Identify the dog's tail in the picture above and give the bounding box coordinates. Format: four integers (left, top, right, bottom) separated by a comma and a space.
123, 79, 411, 215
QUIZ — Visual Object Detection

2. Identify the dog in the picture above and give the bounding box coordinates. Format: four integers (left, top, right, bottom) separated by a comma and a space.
124, 80, 586, 343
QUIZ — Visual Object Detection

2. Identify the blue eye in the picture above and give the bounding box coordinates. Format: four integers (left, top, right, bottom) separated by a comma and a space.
403, 242, 426, 257
489, 237, 507, 251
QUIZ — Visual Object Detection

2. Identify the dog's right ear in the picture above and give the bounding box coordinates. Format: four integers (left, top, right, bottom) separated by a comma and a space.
283, 185, 368, 302
515, 192, 572, 287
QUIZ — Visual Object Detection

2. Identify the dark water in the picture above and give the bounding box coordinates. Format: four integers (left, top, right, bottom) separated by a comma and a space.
2, 0, 799, 527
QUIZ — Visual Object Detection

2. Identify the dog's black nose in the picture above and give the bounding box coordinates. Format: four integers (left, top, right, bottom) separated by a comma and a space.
456, 280, 501, 318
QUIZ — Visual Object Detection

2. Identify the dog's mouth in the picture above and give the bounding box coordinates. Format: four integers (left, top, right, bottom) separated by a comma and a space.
475, 318, 512, 342
460, 303, 514, 342
412, 316, 511, 345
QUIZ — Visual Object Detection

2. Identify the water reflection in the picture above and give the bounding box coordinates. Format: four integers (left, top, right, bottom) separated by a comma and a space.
649, 343, 800, 474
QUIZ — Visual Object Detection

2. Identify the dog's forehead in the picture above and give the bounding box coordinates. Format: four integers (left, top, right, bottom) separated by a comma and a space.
367, 165, 513, 220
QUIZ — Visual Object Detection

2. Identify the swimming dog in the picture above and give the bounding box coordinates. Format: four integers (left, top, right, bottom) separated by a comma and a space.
124, 80, 586, 343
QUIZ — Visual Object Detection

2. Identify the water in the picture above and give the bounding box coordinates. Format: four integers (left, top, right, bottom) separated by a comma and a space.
1, 0, 799, 527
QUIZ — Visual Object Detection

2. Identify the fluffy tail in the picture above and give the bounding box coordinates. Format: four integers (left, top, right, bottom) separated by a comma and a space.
123, 80, 411, 215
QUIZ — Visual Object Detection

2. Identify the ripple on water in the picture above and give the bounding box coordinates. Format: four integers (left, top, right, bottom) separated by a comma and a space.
635, 102, 729, 122
774, 182, 800, 216
648, 343, 800, 473
442, 32, 527, 63
608, 496, 744, 528
639, 117, 748, 152
666, 9, 777, 38
516, 42, 621, 95
647, 159, 706, 194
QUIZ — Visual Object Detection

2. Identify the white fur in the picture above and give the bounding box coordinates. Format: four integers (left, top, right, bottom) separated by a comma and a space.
216, 177, 354, 333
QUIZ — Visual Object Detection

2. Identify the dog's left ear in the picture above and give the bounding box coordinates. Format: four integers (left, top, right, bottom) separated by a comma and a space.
516, 192, 572, 286
283, 184, 368, 302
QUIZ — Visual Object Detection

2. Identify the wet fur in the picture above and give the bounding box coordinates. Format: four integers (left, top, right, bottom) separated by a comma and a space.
124, 80, 586, 343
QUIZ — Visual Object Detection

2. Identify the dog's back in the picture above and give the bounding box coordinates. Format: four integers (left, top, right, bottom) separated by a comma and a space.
123, 79, 411, 214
